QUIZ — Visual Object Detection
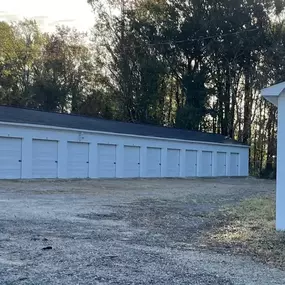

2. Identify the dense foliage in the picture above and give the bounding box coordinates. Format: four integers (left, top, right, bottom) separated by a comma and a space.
1, 0, 285, 177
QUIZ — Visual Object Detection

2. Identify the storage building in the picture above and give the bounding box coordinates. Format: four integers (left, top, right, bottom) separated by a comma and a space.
0, 106, 249, 179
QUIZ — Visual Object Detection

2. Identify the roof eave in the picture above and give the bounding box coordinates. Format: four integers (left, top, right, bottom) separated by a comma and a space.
262, 96, 278, 106
261, 82, 285, 96
0, 121, 250, 148
261, 82, 285, 107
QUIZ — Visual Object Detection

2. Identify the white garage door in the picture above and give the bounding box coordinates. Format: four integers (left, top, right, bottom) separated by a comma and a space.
167, 149, 180, 177
124, 146, 140, 178
230, 153, 239, 176
217, 152, 227, 176
201, 151, 212, 177
98, 144, 116, 178
146, 147, 161, 177
185, 150, 198, 177
67, 142, 89, 178
0, 137, 22, 179
32, 140, 58, 178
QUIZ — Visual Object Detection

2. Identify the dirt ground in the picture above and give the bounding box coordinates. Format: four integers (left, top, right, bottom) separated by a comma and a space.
0, 178, 284, 285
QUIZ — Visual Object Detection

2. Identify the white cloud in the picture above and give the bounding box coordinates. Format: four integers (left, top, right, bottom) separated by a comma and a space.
0, 0, 95, 32
0, 13, 20, 21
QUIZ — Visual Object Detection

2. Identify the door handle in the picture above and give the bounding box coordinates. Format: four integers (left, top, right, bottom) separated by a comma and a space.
18, 160, 22, 162
55, 161, 58, 163
86, 161, 89, 164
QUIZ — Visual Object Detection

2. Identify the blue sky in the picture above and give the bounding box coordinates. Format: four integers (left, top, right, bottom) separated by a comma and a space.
0, 0, 95, 32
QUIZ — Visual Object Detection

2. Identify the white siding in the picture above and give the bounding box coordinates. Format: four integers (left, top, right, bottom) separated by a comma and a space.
201, 151, 212, 177
217, 152, 227, 176
98, 144, 116, 178
0, 137, 22, 179
146, 147, 161, 177
276, 95, 285, 229
124, 146, 140, 178
230, 153, 239, 176
185, 150, 198, 177
167, 149, 180, 177
67, 142, 89, 178
32, 140, 58, 178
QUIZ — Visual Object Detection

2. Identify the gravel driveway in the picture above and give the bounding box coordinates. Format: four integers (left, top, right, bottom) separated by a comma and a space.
0, 178, 284, 284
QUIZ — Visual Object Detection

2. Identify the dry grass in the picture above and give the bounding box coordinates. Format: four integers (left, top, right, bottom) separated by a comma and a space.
203, 196, 285, 269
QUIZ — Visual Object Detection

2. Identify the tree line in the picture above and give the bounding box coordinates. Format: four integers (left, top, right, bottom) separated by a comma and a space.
1, 0, 285, 177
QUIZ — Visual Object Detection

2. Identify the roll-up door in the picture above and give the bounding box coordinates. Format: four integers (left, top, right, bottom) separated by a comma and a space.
146, 147, 161, 177
185, 150, 198, 177
217, 152, 227, 176
67, 142, 89, 178
201, 151, 212, 177
167, 149, 180, 177
124, 146, 140, 178
0, 137, 22, 179
32, 139, 58, 178
98, 144, 116, 178
230, 153, 239, 176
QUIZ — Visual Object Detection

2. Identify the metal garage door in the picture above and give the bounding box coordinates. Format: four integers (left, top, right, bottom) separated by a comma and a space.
67, 142, 89, 178
0, 137, 22, 179
201, 151, 213, 177
124, 146, 140, 178
217, 152, 227, 176
185, 150, 198, 177
32, 140, 58, 178
98, 144, 116, 178
146, 147, 161, 177
230, 153, 239, 176
167, 149, 180, 177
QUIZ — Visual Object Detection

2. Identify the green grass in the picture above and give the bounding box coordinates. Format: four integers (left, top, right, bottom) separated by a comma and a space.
204, 197, 285, 269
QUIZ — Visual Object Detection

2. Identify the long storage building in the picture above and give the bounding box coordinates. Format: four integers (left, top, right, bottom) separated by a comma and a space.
0, 106, 249, 179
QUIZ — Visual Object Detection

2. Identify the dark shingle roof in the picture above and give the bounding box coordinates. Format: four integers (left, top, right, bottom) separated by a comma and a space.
0, 105, 245, 146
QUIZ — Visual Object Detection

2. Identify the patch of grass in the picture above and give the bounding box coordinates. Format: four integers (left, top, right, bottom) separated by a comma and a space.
203, 196, 285, 269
